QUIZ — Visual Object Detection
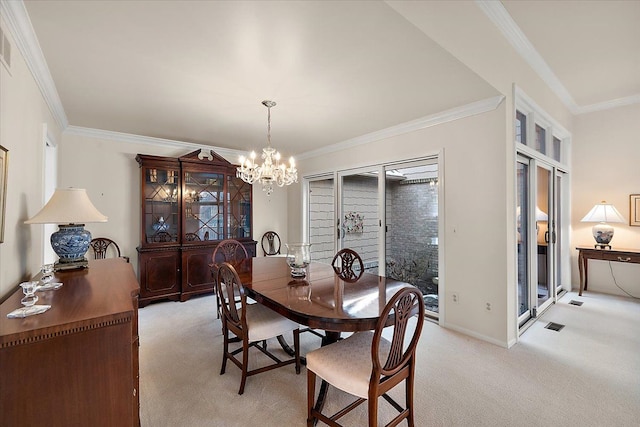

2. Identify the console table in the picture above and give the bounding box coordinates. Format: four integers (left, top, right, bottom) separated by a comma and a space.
0, 258, 140, 426
576, 246, 640, 296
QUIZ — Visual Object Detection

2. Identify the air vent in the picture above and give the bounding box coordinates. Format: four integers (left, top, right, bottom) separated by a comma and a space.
568, 300, 583, 306
0, 25, 11, 70
544, 322, 565, 332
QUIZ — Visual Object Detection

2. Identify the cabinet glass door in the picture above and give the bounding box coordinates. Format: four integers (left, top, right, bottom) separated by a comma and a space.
144, 166, 179, 244
183, 171, 224, 242
227, 176, 252, 239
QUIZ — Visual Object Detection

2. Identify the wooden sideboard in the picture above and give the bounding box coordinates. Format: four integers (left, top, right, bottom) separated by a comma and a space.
0, 258, 140, 426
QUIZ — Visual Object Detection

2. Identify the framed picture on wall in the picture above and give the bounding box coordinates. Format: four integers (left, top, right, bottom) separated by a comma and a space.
0, 145, 7, 242
630, 194, 640, 227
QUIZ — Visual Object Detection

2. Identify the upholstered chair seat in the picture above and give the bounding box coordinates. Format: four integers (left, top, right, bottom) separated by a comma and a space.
241, 303, 300, 343
306, 331, 390, 399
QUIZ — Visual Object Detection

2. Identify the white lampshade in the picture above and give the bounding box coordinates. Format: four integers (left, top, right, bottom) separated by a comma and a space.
535, 206, 548, 221
580, 201, 625, 224
25, 188, 107, 224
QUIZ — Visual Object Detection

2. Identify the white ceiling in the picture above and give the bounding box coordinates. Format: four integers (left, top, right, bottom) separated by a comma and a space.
14, 0, 640, 156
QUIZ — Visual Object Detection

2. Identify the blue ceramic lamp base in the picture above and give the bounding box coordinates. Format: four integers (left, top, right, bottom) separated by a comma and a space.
51, 224, 91, 270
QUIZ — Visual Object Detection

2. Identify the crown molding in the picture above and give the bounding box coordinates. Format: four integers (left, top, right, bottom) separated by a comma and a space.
477, 0, 640, 115
475, 0, 580, 115
65, 95, 504, 163
64, 126, 244, 162
574, 94, 640, 115
297, 95, 505, 160
0, 0, 68, 129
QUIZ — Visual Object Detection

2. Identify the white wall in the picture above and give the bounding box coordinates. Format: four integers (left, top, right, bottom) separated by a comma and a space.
0, 17, 62, 299
290, 104, 511, 346
58, 132, 289, 272
571, 104, 640, 297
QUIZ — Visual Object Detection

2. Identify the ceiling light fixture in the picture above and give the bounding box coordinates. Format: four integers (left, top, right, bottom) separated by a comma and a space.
236, 100, 297, 195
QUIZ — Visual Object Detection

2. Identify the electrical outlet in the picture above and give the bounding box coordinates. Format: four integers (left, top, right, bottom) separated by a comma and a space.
486, 302, 492, 311
451, 292, 459, 304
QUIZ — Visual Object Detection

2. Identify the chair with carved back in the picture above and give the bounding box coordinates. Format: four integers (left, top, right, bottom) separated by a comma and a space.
89, 237, 129, 263
302, 248, 366, 342
261, 231, 281, 256
185, 232, 201, 242
151, 231, 175, 243
217, 262, 301, 395
331, 248, 364, 282
306, 286, 425, 427
210, 239, 249, 318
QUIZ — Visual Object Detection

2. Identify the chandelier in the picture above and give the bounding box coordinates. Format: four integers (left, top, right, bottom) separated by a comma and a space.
236, 100, 298, 195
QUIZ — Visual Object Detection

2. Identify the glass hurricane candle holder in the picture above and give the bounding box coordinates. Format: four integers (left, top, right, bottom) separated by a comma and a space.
40, 263, 54, 283
20, 281, 39, 307
285, 243, 311, 278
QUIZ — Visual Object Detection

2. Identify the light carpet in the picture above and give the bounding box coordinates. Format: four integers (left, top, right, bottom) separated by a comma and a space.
138, 291, 640, 426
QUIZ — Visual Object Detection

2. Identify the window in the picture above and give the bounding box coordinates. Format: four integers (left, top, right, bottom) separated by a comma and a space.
552, 137, 561, 162
514, 89, 568, 165
535, 124, 546, 155
515, 110, 527, 144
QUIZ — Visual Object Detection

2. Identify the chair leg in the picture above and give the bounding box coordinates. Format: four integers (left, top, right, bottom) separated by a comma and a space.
368, 394, 378, 427
406, 373, 415, 426
307, 369, 317, 427
220, 322, 228, 375
238, 338, 249, 395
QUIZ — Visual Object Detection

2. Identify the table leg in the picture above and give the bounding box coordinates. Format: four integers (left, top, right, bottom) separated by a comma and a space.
578, 250, 585, 296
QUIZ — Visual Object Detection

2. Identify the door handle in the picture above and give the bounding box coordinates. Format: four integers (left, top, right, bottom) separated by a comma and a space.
544, 231, 549, 244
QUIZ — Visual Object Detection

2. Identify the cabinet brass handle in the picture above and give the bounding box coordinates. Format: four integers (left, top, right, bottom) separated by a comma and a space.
617, 256, 631, 262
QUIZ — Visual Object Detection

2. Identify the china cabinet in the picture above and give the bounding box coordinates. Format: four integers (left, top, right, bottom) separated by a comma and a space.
136, 149, 255, 306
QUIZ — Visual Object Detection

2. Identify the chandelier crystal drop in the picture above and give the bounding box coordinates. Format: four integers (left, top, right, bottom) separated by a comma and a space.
236, 100, 298, 196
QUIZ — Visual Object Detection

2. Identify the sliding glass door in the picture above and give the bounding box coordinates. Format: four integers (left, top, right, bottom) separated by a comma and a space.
308, 176, 335, 265
306, 157, 440, 317
384, 162, 439, 314
337, 168, 381, 273
517, 155, 565, 327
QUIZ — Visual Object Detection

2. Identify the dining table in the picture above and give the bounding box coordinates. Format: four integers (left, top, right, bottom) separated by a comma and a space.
233, 256, 413, 339
227, 255, 416, 416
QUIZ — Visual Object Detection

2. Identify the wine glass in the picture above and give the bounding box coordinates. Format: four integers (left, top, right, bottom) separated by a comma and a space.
20, 281, 39, 308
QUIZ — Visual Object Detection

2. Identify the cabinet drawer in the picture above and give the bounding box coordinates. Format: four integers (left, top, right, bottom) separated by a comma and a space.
600, 252, 640, 263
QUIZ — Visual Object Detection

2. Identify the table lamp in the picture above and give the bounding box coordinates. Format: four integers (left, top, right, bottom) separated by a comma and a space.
580, 201, 625, 249
25, 188, 108, 270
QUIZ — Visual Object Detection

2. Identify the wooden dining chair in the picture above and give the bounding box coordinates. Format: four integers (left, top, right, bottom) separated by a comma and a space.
261, 231, 281, 256
217, 262, 301, 395
301, 248, 366, 342
89, 237, 129, 263
210, 239, 249, 318
331, 248, 364, 282
306, 286, 425, 427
